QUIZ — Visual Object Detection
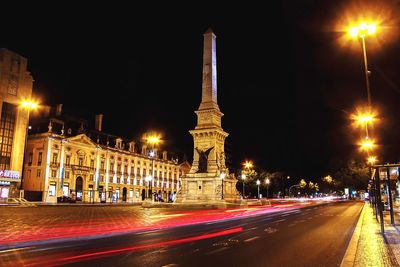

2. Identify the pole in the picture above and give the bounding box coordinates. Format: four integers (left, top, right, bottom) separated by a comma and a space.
257, 184, 259, 199
20, 109, 30, 192
386, 167, 395, 225
221, 178, 224, 199
376, 168, 384, 233
361, 36, 372, 109
267, 184, 269, 198
242, 182, 245, 198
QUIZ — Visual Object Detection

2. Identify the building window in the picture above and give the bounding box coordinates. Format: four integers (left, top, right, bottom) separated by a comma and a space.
90, 174, 94, 181
65, 171, 70, 179
110, 163, 114, 172
101, 160, 105, 170
52, 152, 58, 164
37, 169, 41, 178
38, 152, 42, 166
90, 159, 95, 168
51, 170, 57, 178
124, 165, 128, 174
7, 74, 18, 96
65, 155, 70, 166
49, 182, 56, 197
78, 157, 84, 166
0, 103, 16, 170
28, 152, 33, 165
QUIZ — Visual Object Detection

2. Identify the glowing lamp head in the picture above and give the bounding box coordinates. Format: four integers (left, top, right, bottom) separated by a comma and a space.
220, 172, 226, 180
359, 139, 376, 152
241, 173, 246, 180
147, 135, 160, 145
266, 178, 270, 185
243, 161, 253, 169
367, 156, 377, 165
21, 100, 39, 110
348, 22, 377, 38
145, 175, 153, 182
256, 179, 260, 185
149, 151, 155, 157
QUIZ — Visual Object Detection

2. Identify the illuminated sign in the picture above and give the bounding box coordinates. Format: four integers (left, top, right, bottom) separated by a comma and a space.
0, 181, 11, 185
0, 170, 21, 182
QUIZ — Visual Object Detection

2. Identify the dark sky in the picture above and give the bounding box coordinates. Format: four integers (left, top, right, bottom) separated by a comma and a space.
2, 1, 400, 182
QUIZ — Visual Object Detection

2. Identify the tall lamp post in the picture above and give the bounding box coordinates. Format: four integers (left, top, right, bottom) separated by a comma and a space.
220, 171, 226, 199
146, 134, 160, 200
266, 178, 270, 198
20, 100, 38, 192
256, 179, 260, 199
349, 22, 376, 109
241, 173, 246, 198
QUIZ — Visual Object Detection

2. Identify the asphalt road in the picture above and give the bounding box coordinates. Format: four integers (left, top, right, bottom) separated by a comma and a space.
0, 201, 363, 267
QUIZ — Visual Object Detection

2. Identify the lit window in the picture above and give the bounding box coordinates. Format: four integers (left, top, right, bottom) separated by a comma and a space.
49, 182, 56, 196
37, 169, 41, 178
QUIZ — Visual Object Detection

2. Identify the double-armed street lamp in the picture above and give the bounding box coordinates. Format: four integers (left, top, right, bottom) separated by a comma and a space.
349, 22, 376, 109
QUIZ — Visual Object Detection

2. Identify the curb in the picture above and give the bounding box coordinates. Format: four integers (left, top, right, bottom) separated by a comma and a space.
340, 202, 365, 267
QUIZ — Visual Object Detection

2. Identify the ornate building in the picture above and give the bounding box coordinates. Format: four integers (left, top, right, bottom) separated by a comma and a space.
0, 49, 34, 202
23, 107, 188, 203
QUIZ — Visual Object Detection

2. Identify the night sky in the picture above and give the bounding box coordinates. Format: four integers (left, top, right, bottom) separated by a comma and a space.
2, 1, 400, 182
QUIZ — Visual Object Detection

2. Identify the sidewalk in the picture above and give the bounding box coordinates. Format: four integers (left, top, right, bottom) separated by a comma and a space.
341, 202, 400, 267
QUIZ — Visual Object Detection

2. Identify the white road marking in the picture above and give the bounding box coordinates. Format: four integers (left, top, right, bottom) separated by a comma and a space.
244, 236, 260, 242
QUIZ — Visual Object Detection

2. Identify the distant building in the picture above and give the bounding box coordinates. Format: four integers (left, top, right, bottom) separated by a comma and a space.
23, 105, 189, 203
0, 49, 34, 202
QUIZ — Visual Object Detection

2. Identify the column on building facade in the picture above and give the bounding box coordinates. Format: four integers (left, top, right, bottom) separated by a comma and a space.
58, 138, 66, 198
133, 158, 137, 186
105, 151, 110, 193
113, 154, 117, 183
166, 166, 170, 189
43, 137, 52, 202
127, 158, 131, 186
94, 147, 100, 202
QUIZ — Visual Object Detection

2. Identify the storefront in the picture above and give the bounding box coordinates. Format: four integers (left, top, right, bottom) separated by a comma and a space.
0, 170, 21, 202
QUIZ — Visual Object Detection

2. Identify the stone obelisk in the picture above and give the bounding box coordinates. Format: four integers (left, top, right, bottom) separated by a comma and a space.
177, 28, 239, 203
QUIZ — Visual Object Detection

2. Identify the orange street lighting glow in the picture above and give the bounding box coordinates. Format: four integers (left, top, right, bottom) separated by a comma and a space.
146, 135, 161, 145
359, 139, 376, 151
21, 100, 39, 110
348, 22, 377, 38
367, 156, 377, 165
243, 161, 253, 169
351, 108, 377, 129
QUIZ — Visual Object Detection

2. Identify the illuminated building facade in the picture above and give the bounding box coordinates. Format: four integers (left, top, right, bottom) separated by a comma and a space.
0, 49, 34, 201
23, 107, 187, 203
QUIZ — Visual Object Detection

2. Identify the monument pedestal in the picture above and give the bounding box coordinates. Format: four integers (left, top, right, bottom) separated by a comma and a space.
176, 172, 241, 204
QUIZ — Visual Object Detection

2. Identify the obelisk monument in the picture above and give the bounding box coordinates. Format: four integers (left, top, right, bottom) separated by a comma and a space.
177, 28, 239, 203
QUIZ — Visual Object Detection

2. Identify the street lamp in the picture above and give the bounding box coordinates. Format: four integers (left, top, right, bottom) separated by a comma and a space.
146, 134, 160, 200
241, 173, 246, 198
20, 100, 39, 191
220, 171, 226, 199
348, 21, 377, 109
256, 179, 260, 199
266, 178, 270, 198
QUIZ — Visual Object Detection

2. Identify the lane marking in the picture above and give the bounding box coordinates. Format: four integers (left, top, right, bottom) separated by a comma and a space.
244, 236, 260, 242
205, 247, 229, 255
